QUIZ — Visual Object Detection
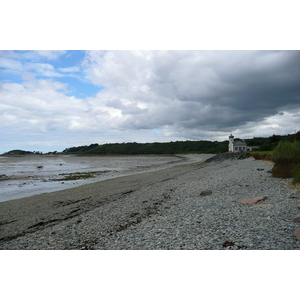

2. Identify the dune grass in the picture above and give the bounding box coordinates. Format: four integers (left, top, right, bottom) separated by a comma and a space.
292, 164, 300, 185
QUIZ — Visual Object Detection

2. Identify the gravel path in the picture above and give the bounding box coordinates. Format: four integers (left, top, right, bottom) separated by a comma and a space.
1, 155, 300, 250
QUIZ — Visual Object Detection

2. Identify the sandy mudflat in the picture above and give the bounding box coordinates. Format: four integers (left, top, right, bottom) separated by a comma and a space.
1, 154, 300, 250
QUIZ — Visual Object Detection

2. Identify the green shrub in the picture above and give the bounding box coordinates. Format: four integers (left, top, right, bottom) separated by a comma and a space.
271, 141, 300, 178
271, 141, 300, 164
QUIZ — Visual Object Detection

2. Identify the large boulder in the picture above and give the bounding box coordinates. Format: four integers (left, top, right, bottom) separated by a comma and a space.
295, 227, 300, 241
238, 196, 267, 205
293, 214, 300, 223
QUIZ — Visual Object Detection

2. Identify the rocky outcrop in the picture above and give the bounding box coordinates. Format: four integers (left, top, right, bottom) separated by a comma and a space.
206, 152, 250, 163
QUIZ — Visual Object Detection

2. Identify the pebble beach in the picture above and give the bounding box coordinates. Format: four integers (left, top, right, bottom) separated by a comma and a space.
1, 154, 300, 250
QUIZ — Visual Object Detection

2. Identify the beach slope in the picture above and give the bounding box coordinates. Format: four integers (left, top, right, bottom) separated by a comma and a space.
1, 155, 299, 250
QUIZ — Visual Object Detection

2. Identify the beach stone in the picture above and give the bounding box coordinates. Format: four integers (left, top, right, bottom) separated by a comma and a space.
298, 203, 300, 210
293, 214, 300, 223
295, 227, 300, 241
0, 174, 8, 181
238, 196, 267, 205
222, 241, 235, 247
200, 190, 212, 196
252, 203, 272, 207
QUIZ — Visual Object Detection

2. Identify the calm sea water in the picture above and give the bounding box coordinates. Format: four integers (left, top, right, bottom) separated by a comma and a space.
0, 154, 210, 202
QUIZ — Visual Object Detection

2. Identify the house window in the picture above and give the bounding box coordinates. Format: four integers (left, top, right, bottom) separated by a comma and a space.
235, 147, 238, 151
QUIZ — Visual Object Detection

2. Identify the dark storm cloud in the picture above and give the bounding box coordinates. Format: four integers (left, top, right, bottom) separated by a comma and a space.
112, 50, 300, 132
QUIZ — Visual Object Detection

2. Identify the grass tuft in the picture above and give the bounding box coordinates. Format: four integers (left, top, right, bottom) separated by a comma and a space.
54, 171, 108, 181
292, 163, 300, 185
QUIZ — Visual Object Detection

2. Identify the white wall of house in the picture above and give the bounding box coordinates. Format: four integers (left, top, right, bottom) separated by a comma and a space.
234, 146, 247, 151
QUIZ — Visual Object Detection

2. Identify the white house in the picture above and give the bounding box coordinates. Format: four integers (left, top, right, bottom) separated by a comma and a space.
228, 134, 247, 152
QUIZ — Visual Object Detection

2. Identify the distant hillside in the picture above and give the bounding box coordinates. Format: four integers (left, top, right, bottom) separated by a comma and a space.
2, 150, 43, 155
3, 150, 34, 155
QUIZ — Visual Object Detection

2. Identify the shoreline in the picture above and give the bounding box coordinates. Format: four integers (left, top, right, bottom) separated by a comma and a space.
0, 155, 214, 243
0, 154, 206, 203
1, 156, 300, 250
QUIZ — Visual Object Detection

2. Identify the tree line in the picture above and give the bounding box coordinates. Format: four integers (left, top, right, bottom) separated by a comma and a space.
62, 132, 299, 155
3, 131, 299, 156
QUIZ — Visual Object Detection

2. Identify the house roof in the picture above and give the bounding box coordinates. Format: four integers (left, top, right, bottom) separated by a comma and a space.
233, 138, 247, 146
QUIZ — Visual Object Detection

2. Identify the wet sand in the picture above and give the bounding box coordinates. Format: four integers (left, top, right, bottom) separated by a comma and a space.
0, 154, 194, 202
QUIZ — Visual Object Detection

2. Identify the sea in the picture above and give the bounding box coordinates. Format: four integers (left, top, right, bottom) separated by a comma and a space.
0, 154, 209, 202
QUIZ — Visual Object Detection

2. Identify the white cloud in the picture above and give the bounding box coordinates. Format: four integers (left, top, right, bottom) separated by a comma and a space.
25, 63, 63, 77
0, 51, 75, 79
0, 77, 89, 133
34, 50, 67, 60
0, 56, 23, 72
58, 66, 80, 73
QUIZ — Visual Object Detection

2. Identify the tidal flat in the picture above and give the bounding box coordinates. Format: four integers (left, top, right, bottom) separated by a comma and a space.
0, 154, 206, 202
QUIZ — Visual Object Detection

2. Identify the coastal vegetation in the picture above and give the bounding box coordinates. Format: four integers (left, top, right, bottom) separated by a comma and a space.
250, 138, 300, 184
249, 151, 273, 161
2, 149, 44, 155
54, 171, 108, 181
271, 140, 300, 181
60, 132, 299, 155
62, 140, 229, 155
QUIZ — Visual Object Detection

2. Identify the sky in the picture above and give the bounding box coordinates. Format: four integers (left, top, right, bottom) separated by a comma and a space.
1, 1, 300, 154
1, 49, 300, 153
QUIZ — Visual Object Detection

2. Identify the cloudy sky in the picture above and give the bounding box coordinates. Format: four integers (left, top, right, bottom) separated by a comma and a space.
1, 1, 300, 154
1, 50, 300, 153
